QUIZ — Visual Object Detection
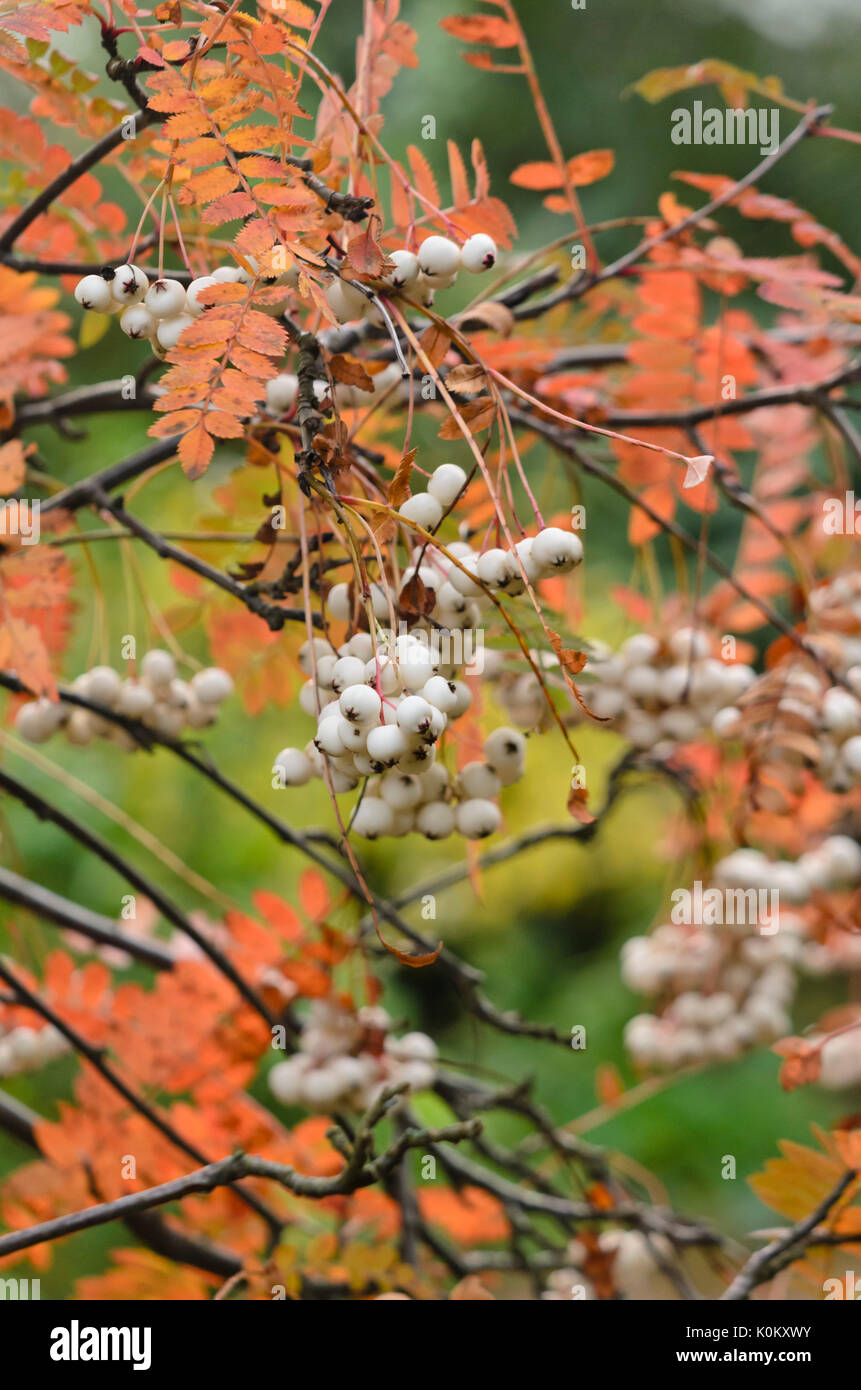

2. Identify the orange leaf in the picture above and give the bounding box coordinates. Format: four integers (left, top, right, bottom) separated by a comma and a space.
439, 15, 519, 47
177, 420, 215, 479
566, 149, 615, 186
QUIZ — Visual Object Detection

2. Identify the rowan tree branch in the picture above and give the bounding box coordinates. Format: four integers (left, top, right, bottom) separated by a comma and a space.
721, 1168, 858, 1300
0, 108, 157, 255
0, 865, 174, 970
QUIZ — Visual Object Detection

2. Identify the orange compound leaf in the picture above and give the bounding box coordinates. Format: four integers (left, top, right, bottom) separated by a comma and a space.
419, 1185, 510, 1245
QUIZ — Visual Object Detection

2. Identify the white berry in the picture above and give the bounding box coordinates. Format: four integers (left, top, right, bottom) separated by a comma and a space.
456, 798, 502, 839
74, 275, 114, 312
460, 234, 497, 273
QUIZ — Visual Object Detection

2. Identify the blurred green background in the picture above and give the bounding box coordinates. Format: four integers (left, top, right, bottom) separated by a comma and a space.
1, 0, 859, 1296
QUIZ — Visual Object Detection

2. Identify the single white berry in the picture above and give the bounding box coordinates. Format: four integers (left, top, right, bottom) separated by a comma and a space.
456, 798, 502, 839
156, 313, 194, 349
459, 761, 502, 799
326, 278, 367, 323
396, 695, 435, 736
415, 800, 455, 838
822, 686, 861, 735
621, 632, 660, 665
314, 719, 347, 757
87, 665, 122, 706
420, 676, 459, 713
265, 373, 299, 415
531, 527, 583, 573
385, 249, 420, 290
111, 263, 147, 303
398, 647, 437, 693
119, 304, 157, 340
428, 463, 467, 509
447, 554, 482, 597
185, 275, 217, 316
366, 724, 409, 767
477, 547, 519, 590
339, 684, 381, 725
191, 667, 233, 705
398, 493, 443, 532
669, 626, 710, 662
712, 705, 742, 738
351, 798, 395, 839
460, 233, 497, 273
298, 637, 335, 675
74, 274, 114, 312
141, 649, 176, 687
842, 735, 861, 777
211, 265, 245, 283
335, 716, 367, 751
365, 656, 402, 697
117, 680, 155, 718
418, 235, 461, 278
330, 655, 367, 694
380, 771, 423, 810
326, 582, 353, 622
274, 747, 314, 787
145, 278, 188, 319
448, 681, 473, 718
14, 699, 59, 743
66, 709, 94, 746
484, 726, 526, 768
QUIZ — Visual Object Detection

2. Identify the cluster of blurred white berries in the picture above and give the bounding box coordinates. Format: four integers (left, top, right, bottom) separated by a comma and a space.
267, 1000, 437, 1112
0, 1022, 68, 1077
15, 650, 233, 747
621, 835, 861, 1073
574, 627, 755, 753
274, 618, 528, 839
712, 661, 861, 794
542, 1231, 682, 1301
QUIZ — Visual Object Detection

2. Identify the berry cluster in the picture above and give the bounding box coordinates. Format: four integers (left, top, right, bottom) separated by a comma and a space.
74, 259, 293, 357
267, 1000, 437, 1112
0, 1022, 68, 1077
543, 1232, 680, 1301
622, 835, 861, 1073
324, 232, 498, 326
711, 588, 861, 792
271, 488, 583, 839
14, 650, 233, 746
576, 627, 756, 752
275, 621, 528, 840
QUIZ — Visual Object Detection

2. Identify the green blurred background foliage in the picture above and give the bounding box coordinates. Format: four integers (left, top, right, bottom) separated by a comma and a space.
1, 0, 859, 1295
